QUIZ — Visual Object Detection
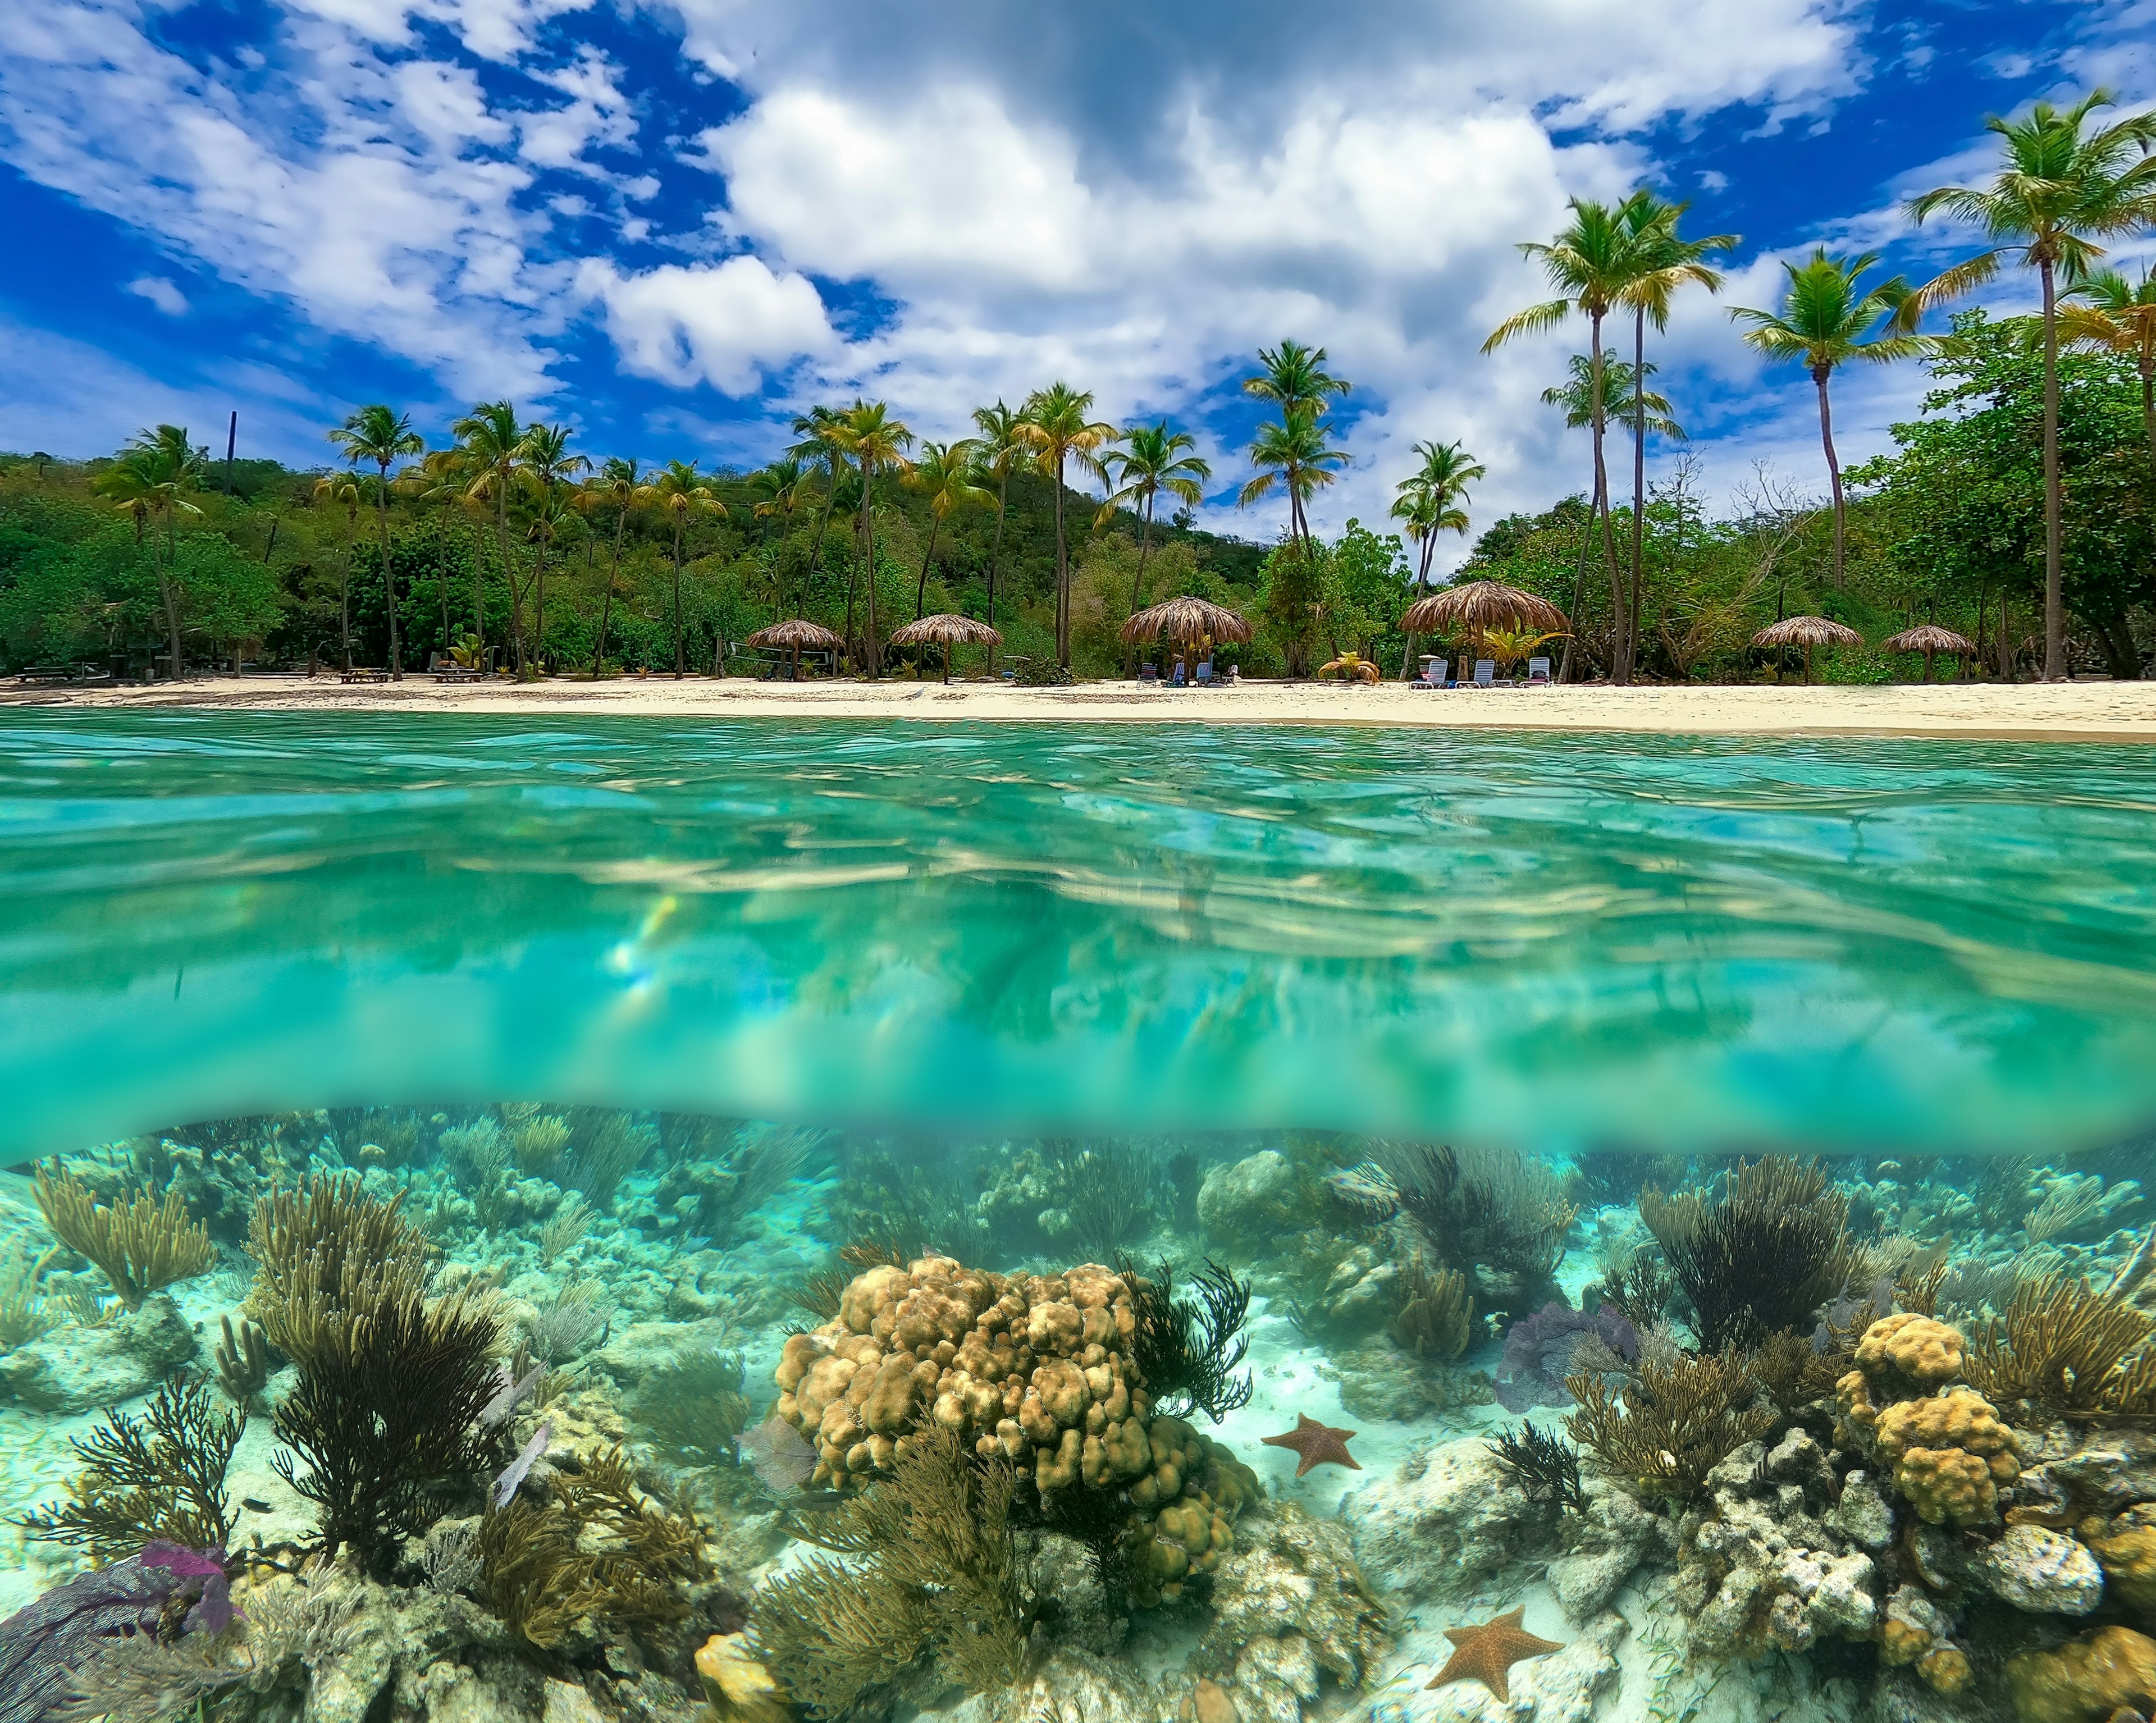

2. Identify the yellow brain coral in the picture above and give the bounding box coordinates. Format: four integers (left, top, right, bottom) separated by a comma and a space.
1872, 1388, 2018, 1525
2007, 1626, 2156, 1723
1854, 1313, 1966, 1387
2086, 1522, 2156, 1613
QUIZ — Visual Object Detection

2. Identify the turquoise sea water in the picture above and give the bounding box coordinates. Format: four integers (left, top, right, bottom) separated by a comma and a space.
2, 709, 2153, 1160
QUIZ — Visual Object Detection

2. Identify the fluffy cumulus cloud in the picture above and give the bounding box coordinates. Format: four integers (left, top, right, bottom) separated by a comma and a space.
5, 0, 2124, 529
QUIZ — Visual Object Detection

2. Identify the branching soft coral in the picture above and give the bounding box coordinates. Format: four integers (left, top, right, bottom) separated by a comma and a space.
1563, 1349, 1774, 1506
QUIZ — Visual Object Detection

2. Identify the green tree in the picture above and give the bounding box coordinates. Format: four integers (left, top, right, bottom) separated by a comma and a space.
1326, 518, 1412, 662
971, 400, 1030, 666
92, 424, 204, 676
1017, 383, 1114, 668
1098, 421, 1211, 670
325, 405, 425, 679
830, 402, 915, 674
1390, 438, 1485, 678
578, 458, 642, 675
449, 401, 528, 669
1729, 250, 1938, 587
1243, 339, 1351, 419
1908, 90, 2156, 678
1541, 353, 1685, 439
788, 406, 850, 605
749, 454, 821, 614
1484, 196, 1655, 681
902, 439, 993, 621
634, 460, 725, 677
1239, 404, 1347, 559
2061, 268, 2156, 483
517, 423, 590, 675
312, 470, 365, 671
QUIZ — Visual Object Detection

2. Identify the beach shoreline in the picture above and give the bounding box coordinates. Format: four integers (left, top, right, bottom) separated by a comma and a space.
8, 673, 2156, 741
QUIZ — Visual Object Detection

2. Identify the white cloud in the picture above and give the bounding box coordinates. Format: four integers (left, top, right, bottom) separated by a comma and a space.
125, 275, 189, 316
579, 255, 836, 394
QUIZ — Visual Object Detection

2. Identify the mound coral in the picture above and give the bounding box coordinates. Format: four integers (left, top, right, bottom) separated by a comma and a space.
1837, 1314, 2022, 1528
1853, 1312, 1964, 1388
2006, 1625, 2156, 1723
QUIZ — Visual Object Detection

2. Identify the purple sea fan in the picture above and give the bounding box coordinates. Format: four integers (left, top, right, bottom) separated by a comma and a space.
1493, 1302, 1638, 1414
140, 1542, 239, 1635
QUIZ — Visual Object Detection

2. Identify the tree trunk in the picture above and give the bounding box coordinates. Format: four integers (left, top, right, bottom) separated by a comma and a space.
1053, 453, 1071, 668
377, 465, 401, 680
594, 509, 626, 676
916, 518, 940, 623
862, 473, 880, 680
2094, 611, 2143, 680
1628, 306, 1648, 679
2141, 363, 2156, 494
985, 476, 1008, 675
2041, 257, 2064, 680
1126, 495, 1154, 680
672, 519, 686, 678
1998, 595, 2015, 681
1399, 529, 1436, 681
340, 550, 353, 673
1588, 313, 1625, 683
1815, 366, 1846, 588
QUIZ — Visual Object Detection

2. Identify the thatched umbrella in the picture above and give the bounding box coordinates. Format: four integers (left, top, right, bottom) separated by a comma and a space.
1751, 615, 1863, 684
1883, 624, 1977, 684
888, 613, 1002, 683
1121, 596, 1253, 683
1399, 580, 1569, 641
747, 619, 843, 681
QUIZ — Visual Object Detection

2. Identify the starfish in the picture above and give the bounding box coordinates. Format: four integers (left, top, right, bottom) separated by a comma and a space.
1260, 1413, 1359, 1477
1425, 1607, 1565, 1702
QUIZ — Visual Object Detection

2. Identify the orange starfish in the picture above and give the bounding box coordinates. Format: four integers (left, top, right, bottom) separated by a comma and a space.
1260, 1413, 1359, 1477
1425, 1607, 1565, 1701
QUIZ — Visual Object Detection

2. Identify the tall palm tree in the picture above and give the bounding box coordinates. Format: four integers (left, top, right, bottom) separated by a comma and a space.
325, 405, 426, 679
902, 440, 993, 623
787, 406, 849, 604
1484, 197, 1648, 680
828, 402, 914, 677
449, 401, 528, 670
1017, 383, 1115, 668
1615, 195, 1735, 678
1239, 403, 1347, 555
576, 457, 642, 677
1244, 340, 1352, 418
1906, 90, 2156, 678
517, 423, 590, 675
634, 460, 725, 678
1730, 250, 1938, 587
750, 454, 821, 614
313, 472, 366, 671
395, 446, 473, 655
2061, 267, 2156, 482
94, 425, 203, 677
972, 400, 1030, 661
1098, 422, 1211, 669
1541, 352, 1686, 438
1389, 439, 1485, 679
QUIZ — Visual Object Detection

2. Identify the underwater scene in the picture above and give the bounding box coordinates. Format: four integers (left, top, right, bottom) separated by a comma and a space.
0, 714, 2154, 1723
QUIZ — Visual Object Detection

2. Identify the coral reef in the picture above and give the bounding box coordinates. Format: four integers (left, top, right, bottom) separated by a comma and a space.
1564, 1347, 1775, 1505
1964, 1270, 2156, 1417
16, 1376, 243, 1560
1387, 1252, 1475, 1361
2006, 1626, 2156, 1723
31, 1166, 214, 1310
1367, 1141, 1576, 1309
1493, 1300, 1637, 1413
1487, 1424, 1587, 1515
1124, 1254, 1255, 1423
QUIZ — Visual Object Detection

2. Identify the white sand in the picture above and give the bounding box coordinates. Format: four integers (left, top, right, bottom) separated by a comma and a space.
11, 673, 2156, 741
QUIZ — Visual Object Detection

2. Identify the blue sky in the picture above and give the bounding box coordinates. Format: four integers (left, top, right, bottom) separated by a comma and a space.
1, 0, 2152, 558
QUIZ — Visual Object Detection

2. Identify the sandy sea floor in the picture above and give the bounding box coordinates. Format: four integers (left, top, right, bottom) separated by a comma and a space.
10, 671, 2156, 740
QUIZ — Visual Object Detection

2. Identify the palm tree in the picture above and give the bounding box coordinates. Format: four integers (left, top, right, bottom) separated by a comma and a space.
2061, 268, 2156, 483
1484, 197, 1648, 681
787, 406, 849, 605
1730, 250, 1938, 587
449, 401, 527, 670
1098, 421, 1212, 670
395, 446, 474, 656
1389, 440, 1485, 679
1906, 90, 2156, 678
326, 405, 426, 679
313, 472, 365, 671
1541, 353, 1686, 439
517, 423, 590, 675
635, 460, 725, 678
828, 402, 914, 677
749, 454, 820, 613
1244, 340, 1352, 418
1018, 383, 1115, 667
902, 440, 993, 625
95, 426, 204, 677
972, 400, 1030, 662
1615, 195, 1735, 677
577, 458, 642, 677
1239, 402, 1347, 555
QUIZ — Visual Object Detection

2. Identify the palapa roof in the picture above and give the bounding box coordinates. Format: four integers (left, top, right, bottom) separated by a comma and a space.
1120, 595, 1253, 646
1883, 624, 1977, 656
747, 619, 843, 650
889, 613, 1002, 646
1399, 580, 1569, 636
1751, 615, 1863, 650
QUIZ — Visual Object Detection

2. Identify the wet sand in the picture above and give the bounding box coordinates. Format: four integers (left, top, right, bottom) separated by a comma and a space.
10, 673, 2156, 741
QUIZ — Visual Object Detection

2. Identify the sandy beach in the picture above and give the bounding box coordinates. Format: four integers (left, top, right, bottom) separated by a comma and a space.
8, 673, 2156, 741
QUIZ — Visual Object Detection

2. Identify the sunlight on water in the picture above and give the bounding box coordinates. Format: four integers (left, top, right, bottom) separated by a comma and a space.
2, 710, 2154, 1158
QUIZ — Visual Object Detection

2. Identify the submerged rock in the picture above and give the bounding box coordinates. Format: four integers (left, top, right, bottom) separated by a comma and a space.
1419, 1608, 1625, 1723
1545, 1485, 1665, 1622
1341, 1439, 1542, 1603
1198, 1151, 1302, 1249
0, 1292, 198, 1413
1968, 1524, 2104, 1616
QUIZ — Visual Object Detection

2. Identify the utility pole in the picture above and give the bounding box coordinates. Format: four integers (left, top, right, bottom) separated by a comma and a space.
223, 411, 237, 495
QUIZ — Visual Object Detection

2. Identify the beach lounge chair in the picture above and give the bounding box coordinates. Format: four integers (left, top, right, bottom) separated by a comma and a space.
1410, 656, 1449, 691
1195, 661, 1214, 685
1526, 656, 1551, 686
1171, 662, 1187, 685
1138, 663, 1159, 685
1473, 660, 1496, 688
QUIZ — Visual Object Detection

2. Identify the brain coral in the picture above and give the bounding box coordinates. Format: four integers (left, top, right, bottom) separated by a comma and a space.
2006, 1626, 2156, 1723
1872, 1388, 2019, 1526
1854, 1313, 1965, 1388
775, 1254, 1262, 1605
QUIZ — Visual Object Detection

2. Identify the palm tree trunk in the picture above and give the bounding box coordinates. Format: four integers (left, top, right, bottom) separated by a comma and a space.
1053, 453, 1071, 668
593, 508, 625, 676
497, 485, 516, 672
1588, 314, 1624, 683
672, 520, 686, 678
805, 486, 837, 600
1126, 495, 1155, 679
2041, 258, 2064, 680
916, 518, 940, 622
377, 465, 401, 680
536, 537, 549, 678
2140, 361, 2155, 497
1399, 530, 1436, 681
986, 476, 1009, 675
1815, 367, 1846, 587
862, 473, 880, 680
1558, 494, 1594, 684
1628, 307, 1648, 678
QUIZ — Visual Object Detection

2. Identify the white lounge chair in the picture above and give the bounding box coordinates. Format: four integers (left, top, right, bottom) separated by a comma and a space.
1473, 660, 1496, 688
1526, 656, 1551, 686
1410, 656, 1448, 690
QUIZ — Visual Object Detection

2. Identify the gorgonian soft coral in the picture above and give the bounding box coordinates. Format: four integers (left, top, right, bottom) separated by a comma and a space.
1493, 1301, 1638, 1414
